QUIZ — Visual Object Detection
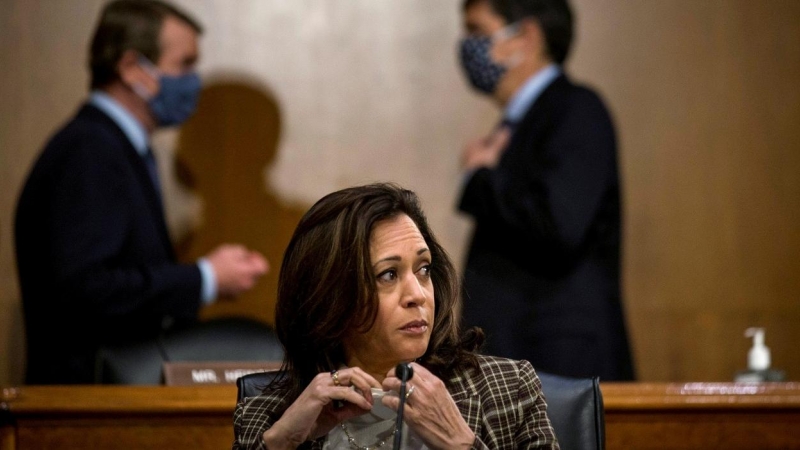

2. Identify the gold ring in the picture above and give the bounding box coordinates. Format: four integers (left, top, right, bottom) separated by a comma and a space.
405, 385, 415, 400
331, 370, 340, 386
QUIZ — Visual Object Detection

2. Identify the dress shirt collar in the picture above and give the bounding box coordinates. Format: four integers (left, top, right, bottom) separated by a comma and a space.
503, 63, 561, 124
89, 90, 149, 157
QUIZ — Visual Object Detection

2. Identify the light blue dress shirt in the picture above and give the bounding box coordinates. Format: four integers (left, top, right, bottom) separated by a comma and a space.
89, 91, 217, 304
502, 63, 561, 124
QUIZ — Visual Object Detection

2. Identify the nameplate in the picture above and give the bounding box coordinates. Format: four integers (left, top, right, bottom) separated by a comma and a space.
162, 361, 282, 386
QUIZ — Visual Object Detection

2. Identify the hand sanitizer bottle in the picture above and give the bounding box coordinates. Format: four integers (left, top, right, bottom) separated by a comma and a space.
734, 327, 785, 382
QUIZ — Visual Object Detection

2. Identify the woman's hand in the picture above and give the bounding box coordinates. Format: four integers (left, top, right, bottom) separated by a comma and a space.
263, 367, 382, 449
382, 363, 475, 450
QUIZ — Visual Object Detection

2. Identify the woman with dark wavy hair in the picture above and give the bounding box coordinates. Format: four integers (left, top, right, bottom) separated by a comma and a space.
233, 183, 558, 449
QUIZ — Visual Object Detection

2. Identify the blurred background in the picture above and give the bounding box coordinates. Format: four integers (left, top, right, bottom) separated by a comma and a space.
1, 0, 798, 385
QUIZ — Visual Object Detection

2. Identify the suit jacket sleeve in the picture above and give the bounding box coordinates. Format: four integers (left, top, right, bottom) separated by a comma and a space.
459, 87, 617, 266
469, 359, 559, 449
515, 360, 560, 449
232, 399, 269, 450
232, 394, 322, 450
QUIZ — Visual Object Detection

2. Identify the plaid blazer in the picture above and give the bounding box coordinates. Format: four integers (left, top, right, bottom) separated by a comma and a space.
232, 355, 559, 449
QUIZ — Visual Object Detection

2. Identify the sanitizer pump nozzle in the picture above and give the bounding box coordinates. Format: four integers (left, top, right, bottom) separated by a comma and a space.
735, 327, 784, 382
744, 327, 770, 371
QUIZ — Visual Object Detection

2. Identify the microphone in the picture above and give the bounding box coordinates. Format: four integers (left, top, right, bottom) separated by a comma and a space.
393, 363, 414, 450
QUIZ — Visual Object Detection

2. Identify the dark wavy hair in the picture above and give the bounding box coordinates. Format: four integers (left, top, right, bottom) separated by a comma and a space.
88, 0, 202, 89
273, 183, 483, 398
464, 0, 574, 65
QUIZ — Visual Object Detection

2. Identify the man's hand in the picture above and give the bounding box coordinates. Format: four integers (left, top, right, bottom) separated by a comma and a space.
461, 125, 512, 171
205, 244, 269, 298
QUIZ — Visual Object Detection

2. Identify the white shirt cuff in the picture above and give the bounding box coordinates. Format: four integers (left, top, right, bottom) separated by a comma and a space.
197, 258, 217, 305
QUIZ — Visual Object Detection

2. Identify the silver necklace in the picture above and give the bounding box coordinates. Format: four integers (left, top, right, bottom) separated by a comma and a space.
340, 422, 396, 450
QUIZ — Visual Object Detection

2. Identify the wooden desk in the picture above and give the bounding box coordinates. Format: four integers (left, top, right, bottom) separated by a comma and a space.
2, 382, 800, 449
602, 382, 800, 449
1, 385, 237, 450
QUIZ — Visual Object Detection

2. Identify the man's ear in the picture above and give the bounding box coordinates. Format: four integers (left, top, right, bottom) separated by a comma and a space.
117, 49, 158, 96
116, 49, 142, 86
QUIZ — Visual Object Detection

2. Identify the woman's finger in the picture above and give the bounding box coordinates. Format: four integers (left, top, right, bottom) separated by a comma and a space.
329, 386, 373, 410
335, 367, 382, 388
329, 367, 382, 406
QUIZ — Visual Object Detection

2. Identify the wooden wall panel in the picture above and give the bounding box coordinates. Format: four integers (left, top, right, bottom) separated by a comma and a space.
570, 0, 800, 381
1, 0, 798, 385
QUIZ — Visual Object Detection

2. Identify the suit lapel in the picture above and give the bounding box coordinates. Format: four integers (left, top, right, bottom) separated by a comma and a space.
81, 104, 176, 260
499, 74, 571, 178
517, 73, 569, 127
448, 371, 483, 433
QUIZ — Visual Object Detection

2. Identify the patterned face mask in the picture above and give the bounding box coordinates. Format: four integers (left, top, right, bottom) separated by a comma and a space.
135, 55, 202, 127
458, 35, 506, 95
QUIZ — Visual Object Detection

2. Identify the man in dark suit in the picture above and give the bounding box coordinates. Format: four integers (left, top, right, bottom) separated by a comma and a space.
456, 0, 634, 380
14, 0, 269, 384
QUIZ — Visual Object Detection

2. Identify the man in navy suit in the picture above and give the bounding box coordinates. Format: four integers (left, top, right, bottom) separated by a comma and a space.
456, 0, 634, 380
14, 0, 268, 384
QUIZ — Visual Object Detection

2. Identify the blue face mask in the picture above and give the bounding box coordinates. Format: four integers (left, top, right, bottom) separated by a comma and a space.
149, 71, 202, 126
459, 35, 506, 95
137, 56, 202, 126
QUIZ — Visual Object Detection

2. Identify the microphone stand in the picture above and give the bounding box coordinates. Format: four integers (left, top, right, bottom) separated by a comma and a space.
393, 363, 413, 450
